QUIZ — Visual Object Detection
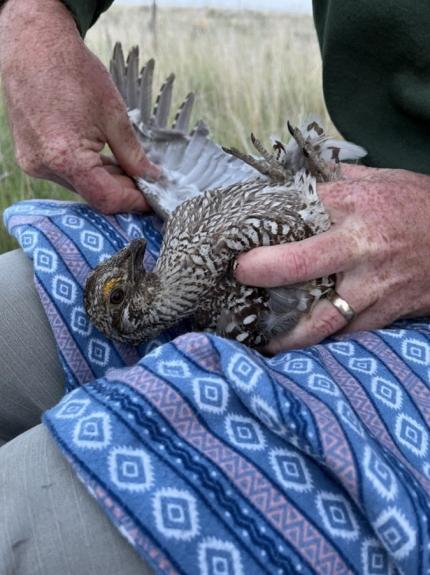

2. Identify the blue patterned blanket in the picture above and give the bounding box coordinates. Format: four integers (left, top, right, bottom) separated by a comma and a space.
5, 200, 430, 575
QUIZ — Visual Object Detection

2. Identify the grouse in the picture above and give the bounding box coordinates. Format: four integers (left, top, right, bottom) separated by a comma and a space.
84, 44, 366, 348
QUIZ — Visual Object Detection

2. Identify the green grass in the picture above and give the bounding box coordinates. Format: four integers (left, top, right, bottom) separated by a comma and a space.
0, 6, 329, 254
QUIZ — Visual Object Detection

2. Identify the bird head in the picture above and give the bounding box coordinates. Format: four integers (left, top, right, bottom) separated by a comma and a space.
84, 238, 161, 344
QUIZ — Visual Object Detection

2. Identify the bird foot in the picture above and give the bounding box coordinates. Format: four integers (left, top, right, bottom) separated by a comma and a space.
223, 133, 291, 182
287, 121, 338, 183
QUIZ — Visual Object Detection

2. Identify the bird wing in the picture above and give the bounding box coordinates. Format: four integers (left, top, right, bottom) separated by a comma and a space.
110, 45, 367, 222
110, 43, 258, 220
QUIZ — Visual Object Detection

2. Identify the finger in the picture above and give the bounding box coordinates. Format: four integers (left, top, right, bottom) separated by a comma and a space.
101, 160, 140, 184
265, 274, 376, 353
340, 164, 372, 179
110, 173, 142, 190
340, 163, 391, 181
235, 228, 360, 288
267, 298, 354, 353
105, 103, 160, 180
101, 155, 140, 181
341, 304, 393, 334
43, 173, 76, 193
104, 164, 127, 176
100, 154, 118, 167
70, 166, 150, 214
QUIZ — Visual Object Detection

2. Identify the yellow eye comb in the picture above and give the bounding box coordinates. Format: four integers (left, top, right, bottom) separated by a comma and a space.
102, 277, 121, 301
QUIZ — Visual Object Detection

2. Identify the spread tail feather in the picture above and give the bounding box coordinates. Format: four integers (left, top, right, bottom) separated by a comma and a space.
110, 43, 257, 220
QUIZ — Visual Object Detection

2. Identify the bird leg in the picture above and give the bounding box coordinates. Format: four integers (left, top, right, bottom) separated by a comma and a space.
222, 146, 273, 177
287, 121, 338, 182
250, 133, 291, 180
223, 137, 288, 182
250, 134, 279, 168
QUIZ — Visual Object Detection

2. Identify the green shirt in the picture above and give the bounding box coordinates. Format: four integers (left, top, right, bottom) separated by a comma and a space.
64, 0, 430, 173
314, 1, 430, 173
62, 0, 113, 36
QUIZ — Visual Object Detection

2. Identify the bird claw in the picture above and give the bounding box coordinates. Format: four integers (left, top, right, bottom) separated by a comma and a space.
287, 120, 295, 138
287, 120, 335, 183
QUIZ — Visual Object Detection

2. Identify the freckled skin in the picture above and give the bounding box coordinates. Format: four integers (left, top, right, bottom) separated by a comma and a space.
237, 165, 430, 353
0, 0, 159, 214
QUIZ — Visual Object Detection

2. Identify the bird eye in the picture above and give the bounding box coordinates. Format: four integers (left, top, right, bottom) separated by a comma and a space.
109, 287, 125, 305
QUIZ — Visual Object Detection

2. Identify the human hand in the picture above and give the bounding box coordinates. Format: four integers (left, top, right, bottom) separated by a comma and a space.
235, 164, 430, 353
0, 0, 160, 213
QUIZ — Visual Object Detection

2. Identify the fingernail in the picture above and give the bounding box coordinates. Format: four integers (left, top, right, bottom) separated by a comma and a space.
232, 260, 242, 280
143, 164, 162, 182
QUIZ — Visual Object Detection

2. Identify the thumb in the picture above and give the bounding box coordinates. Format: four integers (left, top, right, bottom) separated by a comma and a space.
106, 104, 160, 180
235, 228, 358, 288
71, 165, 150, 214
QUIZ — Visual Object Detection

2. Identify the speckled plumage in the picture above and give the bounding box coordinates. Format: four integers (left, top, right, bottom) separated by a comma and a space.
84, 44, 366, 348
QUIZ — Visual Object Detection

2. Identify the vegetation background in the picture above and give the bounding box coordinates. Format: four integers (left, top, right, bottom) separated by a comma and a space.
0, 5, 330, 254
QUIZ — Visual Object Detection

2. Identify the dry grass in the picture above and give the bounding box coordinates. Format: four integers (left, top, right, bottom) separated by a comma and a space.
0, 6, 328, 253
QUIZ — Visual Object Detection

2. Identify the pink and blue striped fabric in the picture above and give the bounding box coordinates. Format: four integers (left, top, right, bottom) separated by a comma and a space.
5, 200, 430, 575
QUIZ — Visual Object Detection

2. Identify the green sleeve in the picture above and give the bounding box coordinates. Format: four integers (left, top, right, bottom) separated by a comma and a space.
313, 1, 430, 174
61, 0, 114, 36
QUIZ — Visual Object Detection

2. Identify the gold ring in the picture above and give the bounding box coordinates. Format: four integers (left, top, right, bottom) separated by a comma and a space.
327, 290, 356, 323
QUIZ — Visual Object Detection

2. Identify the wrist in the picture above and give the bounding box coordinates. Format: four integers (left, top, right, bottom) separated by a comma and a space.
0, 0, 80, 76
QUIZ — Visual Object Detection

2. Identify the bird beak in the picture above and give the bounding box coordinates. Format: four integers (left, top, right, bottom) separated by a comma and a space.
128, 238, 147, 285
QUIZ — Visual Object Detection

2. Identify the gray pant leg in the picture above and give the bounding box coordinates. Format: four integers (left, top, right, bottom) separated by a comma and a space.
0, 250, 65, 442
0, 424, 152, 575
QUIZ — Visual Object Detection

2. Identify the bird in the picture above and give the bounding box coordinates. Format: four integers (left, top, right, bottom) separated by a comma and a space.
84, 44, 366, 348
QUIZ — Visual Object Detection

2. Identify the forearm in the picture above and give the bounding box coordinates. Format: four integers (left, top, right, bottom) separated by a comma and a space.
0, 0, 157, 214
0, 0, 83, 136
0, 0, 79, 58
0, 0, 113, 36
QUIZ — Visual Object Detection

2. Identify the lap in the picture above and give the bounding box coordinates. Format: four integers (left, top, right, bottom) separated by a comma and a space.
0, 249, 64, 441
0, 423, 151, 575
